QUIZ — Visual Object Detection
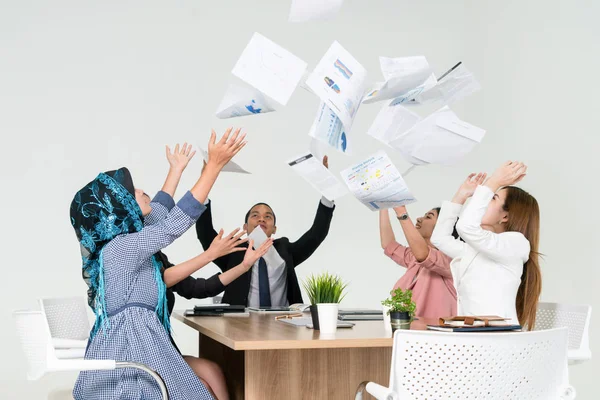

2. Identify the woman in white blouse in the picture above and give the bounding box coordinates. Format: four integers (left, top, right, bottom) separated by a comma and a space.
431, 161, 541, 329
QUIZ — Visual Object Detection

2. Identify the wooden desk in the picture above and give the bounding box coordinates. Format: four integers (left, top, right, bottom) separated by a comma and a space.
174, 311, 435, 400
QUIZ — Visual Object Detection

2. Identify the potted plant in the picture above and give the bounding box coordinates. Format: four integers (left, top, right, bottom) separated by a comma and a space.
303, 272, 348, 333
381, 288, 416, 331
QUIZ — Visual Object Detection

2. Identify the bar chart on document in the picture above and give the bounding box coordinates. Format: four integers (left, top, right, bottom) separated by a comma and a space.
341, 151, 416, 211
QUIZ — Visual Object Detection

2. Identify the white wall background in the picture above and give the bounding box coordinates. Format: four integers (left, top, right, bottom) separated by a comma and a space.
1, 0, 598, 398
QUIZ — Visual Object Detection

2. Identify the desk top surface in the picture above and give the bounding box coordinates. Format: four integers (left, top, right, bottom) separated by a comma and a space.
173, 311, 436, 351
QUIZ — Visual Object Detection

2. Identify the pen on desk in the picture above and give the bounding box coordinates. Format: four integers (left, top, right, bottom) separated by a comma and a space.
437, 61, 462, 82
275, 314, 303, 320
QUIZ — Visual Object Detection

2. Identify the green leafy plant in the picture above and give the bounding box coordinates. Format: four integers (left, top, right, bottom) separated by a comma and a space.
381, 288, 417, 317
303, 272, 348, 304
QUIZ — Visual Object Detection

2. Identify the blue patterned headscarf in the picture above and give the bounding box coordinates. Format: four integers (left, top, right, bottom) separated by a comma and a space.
70, 167, 170, 337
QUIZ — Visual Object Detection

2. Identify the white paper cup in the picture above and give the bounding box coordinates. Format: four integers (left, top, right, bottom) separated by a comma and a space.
317, 303, 339, 334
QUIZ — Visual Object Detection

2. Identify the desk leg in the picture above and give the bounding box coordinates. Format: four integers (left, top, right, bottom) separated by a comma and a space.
244, 347, 391, 400
198, 333, 246, 400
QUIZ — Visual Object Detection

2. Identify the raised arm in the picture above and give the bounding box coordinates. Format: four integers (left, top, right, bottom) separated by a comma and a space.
107, 128, 247, 265
380, 208, 417, 268
430, 202, 466, 259
217, 239, 273, 286
168, 239, 273, 299
160, 251, 226, 300
164, 228, 248, 287
392, 206, 430, 262
430, 173, 487, 259
190, 128, 246, 204
288, 198, 335, 266
145, 133, 241, 226
288, 156, 335, 266
192, 130, 247, 272
456, 162, 530, 263
161, 142, 196, 197
143, 191, 176, 226
379, 209, 396, 249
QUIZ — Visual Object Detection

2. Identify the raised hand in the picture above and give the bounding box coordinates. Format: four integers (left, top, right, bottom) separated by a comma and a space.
485, 161, 527, 192
393, 205, 407, 216
166, 142, 196, 173
323, 155, 329, 169
207, 228, 248, 260
207, 127, 247, 169
242, 239, 274, 270
452, 172, 487, 204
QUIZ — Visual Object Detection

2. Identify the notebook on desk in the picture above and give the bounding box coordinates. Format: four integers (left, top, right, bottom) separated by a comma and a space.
438, 315, 511, 327
247, 306, 292, 313
427, 324, 522, 332
338, 309, 383, 321
186, 304, 246, 316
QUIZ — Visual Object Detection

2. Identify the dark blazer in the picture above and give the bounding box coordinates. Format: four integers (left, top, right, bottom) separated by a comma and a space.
195, 200, 335, 306
154, 251, 225, 315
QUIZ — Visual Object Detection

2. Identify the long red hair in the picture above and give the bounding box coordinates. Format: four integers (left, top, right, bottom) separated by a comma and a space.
503, 186, 542, 330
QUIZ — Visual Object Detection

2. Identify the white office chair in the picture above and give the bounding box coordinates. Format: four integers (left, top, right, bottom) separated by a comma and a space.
535, 302, 592, 365
14, 310, 169, 400
355, 328, 575, 400
39, 297, 90, 359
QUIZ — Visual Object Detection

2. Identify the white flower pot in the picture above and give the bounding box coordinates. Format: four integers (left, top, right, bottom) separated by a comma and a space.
317, 303, 339, 334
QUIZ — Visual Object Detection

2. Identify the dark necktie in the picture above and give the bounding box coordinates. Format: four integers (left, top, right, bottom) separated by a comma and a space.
258, 257, 271, 307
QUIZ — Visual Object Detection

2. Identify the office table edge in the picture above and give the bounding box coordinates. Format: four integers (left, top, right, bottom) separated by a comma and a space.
173, 311, 395, 351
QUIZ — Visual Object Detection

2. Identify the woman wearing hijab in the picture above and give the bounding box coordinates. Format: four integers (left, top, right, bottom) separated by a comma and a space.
70, 129, 270, 400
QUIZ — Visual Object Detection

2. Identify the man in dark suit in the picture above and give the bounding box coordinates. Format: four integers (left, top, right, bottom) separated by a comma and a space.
195, 156, 335, 307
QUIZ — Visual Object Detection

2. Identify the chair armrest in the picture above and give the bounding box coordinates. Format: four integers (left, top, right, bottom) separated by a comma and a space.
366, 382, 398, 400
52, 338, 88, 349
568, 349, 592, 363
55, 348, 86, 359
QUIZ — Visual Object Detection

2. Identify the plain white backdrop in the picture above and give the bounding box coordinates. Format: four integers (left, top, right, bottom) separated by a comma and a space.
1, 0, 598, 398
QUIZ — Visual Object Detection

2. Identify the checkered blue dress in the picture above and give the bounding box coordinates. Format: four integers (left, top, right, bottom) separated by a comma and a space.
73, 191, 214, 400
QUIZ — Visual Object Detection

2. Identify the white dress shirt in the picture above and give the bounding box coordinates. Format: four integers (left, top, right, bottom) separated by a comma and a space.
248, 251, 288, 307
431, 185, 530, 325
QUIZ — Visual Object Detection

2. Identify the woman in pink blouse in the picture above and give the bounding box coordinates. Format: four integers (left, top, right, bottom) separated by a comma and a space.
379, 205, 458, 318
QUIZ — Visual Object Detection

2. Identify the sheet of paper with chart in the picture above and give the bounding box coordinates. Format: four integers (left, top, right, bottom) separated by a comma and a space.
305, 41, 367, 130
362, 56, 436, 105
231, 32, 307, 106
216, 84, 276, 119
404, 62, 481, 106
308, 102, 350, 155
198, 147, 250, 174
388, 106, 486, 166
341, 151, 416, 211
288, 0, 344, 22
288, 153, 348, 201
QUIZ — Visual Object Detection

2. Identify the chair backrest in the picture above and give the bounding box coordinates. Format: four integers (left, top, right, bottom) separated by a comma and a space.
535, 302, 591, 355
13, 310, 54, 380
39, 297, 90, 340
389, 328, 571, 399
